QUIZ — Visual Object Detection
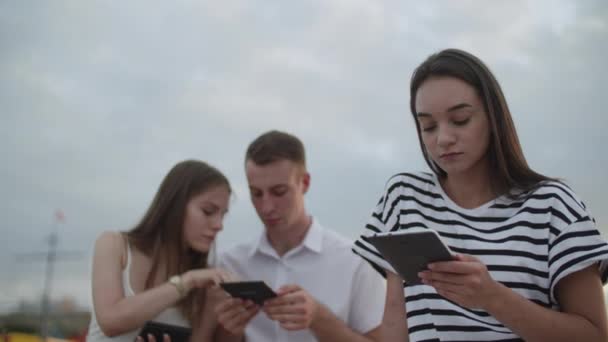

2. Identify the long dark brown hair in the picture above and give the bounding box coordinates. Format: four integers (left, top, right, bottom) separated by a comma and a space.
410, 48, 552, 196
125, 159, 231, 323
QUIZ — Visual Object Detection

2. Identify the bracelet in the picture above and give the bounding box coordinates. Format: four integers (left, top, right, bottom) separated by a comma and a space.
168, 275, 187, 298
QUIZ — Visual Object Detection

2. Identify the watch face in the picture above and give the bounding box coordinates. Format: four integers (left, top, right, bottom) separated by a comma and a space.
169, 275, 186, 297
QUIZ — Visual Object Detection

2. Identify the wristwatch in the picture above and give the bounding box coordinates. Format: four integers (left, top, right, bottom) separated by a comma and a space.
168, 275, 187, 298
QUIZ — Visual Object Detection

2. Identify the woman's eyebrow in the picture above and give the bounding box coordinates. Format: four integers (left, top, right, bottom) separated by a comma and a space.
446, 103, 473, 112
200, 202, 219, 210
416, 103, 473, 117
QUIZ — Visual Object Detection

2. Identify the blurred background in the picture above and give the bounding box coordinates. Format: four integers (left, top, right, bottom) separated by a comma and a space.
2, 0, 607, 339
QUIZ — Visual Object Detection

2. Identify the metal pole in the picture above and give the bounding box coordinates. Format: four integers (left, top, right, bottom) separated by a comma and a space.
39, 222, 58, 342
14, 210, 81, 340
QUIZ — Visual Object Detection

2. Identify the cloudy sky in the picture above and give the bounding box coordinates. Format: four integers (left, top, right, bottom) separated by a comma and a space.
1, 0, 607, 312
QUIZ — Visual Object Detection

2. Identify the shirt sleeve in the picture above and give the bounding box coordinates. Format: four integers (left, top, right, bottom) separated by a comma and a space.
347, 258, 387, 334
548, 192, 608, 304
353, 176, 401, 276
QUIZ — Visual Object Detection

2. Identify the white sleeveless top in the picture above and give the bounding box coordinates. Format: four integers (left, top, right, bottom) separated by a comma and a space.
86, 241, 189, 342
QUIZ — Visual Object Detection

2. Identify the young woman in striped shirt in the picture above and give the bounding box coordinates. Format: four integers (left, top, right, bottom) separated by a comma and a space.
354, 49, 608, 341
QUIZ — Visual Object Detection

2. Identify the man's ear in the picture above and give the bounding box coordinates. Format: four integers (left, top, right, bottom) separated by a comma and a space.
301, 172, 311, 194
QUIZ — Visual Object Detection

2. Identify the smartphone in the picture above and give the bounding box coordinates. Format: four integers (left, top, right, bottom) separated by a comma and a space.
136, 321, 191, 342
363, 229, 454, 284
220, 280, 278, 305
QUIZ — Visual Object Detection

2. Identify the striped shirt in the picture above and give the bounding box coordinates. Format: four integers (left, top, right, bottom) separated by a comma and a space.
353, 171, 608, 342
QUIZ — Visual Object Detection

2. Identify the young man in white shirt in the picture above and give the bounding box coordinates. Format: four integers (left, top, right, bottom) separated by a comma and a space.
213, 130, 386, 342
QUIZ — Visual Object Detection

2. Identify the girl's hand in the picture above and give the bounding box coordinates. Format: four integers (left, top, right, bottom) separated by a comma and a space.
135, 333, 171, 342
215, 297, 259, 335
182, 268, 236, 292
418, 254, 503, 310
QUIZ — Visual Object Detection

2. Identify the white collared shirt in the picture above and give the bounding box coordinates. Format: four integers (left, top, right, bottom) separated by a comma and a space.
218, 218, 386, 342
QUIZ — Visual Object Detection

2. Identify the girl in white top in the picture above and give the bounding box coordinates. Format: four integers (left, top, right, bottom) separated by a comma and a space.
87, 160, 237, 342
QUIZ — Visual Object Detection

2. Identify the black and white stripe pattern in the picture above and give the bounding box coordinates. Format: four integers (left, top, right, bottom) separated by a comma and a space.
353, 172, 608, 341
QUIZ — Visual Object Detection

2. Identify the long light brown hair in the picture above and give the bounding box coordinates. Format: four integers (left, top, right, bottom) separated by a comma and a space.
410, 48, 552, 196
125, 159, 231, 323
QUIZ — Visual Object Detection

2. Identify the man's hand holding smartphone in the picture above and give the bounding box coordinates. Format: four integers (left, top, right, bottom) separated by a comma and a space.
214, 295, 260, 336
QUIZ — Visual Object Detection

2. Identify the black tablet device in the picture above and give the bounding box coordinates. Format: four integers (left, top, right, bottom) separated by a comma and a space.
220, 280, 278, 305
136, 321, 191, 342
363, 229, 454, 284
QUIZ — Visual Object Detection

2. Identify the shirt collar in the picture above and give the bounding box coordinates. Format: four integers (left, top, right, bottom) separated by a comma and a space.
248, 217, 324, 258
